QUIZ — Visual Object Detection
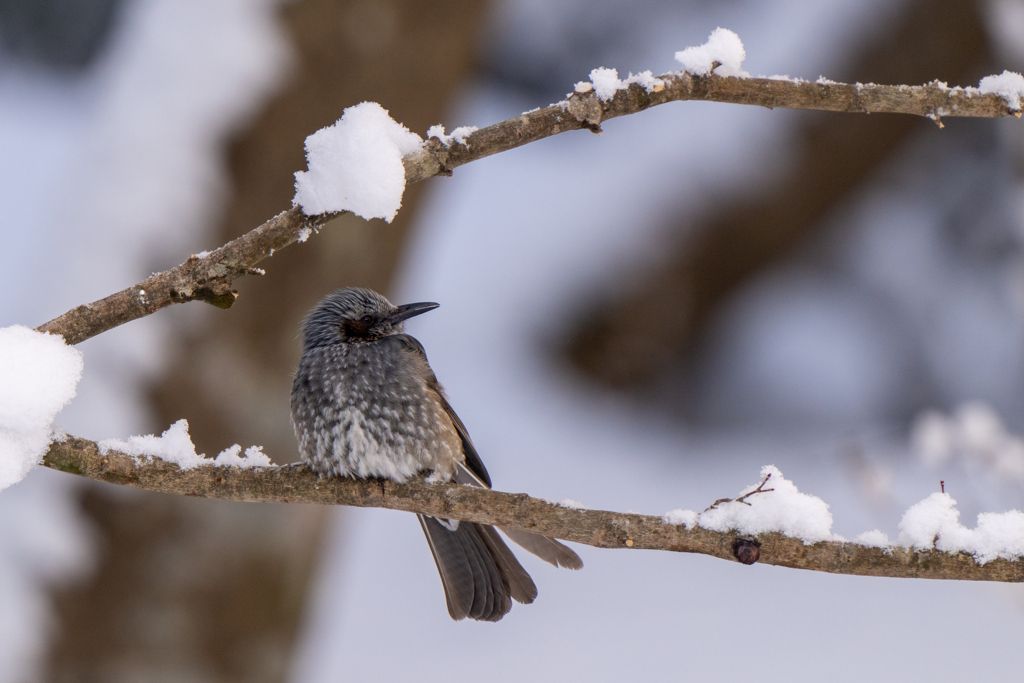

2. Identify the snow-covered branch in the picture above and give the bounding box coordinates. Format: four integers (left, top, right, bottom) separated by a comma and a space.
41, 432, 1024, 584
405, 71, 1022, 184
22, 28, 1024, 585
36, 68, 1020, 345
35, 208, 336, 345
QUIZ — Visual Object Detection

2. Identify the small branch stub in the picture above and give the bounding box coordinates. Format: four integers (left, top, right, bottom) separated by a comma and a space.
733, 538, 762, 565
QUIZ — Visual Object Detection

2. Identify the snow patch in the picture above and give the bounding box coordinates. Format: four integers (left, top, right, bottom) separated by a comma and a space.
898, 492, 1024, 564
426, 124, 479, 147
543, 497, 589, 510
659, 463, 1024, 564
293, 102, 423, 222
98, 419, 272, 470
579, 67, 666, 102
853, 529, 891, 548
625, 70, 664, 92
590, 67, 622, 101
674, 27, 749, 78
978, 70, 1024, 110
698, 466, 833, 543
214, 444, 273, 468
0, 326, 83, 491
662, 466, 833, 544
662, 509, 698, 528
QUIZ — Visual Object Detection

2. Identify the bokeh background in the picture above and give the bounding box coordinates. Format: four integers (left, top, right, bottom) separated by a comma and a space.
2, 0, 1024, 681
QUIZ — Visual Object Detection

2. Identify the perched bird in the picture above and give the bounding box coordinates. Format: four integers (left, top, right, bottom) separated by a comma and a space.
290, 287, 582, 621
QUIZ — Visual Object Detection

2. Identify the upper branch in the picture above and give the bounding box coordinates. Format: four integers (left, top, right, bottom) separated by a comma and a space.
42, 433, 1024, 584
405, 74, 1015, 181
35, 209, 338, 345
36, 73, 1016, 345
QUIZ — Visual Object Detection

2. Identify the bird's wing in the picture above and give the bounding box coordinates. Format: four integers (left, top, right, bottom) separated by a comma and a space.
391, 334, 582, 570
434, 392, 492, 488
390, 333, 492, 487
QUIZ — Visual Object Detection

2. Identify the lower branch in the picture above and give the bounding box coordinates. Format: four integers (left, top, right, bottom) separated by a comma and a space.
42, 434, 1024, 583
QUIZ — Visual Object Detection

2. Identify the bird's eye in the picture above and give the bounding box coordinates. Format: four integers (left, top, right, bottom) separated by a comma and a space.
360, 315, 373, 325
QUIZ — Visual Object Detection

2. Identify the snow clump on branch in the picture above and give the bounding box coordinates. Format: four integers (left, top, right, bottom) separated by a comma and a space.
662, 465, 834, 543
662, 463, 1024, 565
575, 68, 666, 102
426, 124, 478, 147
98, 419, 271, 470
293, 102, 423, 222
674, 27, 749, 78
898, 493, 1024, 565
978, 70, 1024, 111
0, 326, 83, 491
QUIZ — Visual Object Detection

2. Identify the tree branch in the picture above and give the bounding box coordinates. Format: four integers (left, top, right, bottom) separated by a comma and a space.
403, 74, 1017, 183
42, 434, 1024, 584
36, 72, 1017, 344
35, 208, 338, 345
32, 70, 1024, 583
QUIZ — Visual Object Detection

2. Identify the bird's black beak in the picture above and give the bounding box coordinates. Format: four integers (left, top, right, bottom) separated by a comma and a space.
389, 301, 439, 324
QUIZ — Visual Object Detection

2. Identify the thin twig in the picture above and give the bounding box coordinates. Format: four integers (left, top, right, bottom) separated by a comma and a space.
703, 473, 775, 512
35, 209, 337, 345
36, 72, 1018, 344
41, 434, 1024, 583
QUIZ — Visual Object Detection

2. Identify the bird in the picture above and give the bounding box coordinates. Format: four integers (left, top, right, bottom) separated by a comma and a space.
290, 287, 582, 621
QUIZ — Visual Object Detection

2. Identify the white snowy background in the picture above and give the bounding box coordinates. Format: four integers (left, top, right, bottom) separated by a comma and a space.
2, 0, 1024, 681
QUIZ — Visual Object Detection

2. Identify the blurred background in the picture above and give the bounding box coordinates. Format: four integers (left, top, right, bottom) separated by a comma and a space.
2, 0, 1024, 680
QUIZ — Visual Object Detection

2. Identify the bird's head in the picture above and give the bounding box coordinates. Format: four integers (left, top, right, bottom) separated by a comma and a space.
300, 287, 439, 349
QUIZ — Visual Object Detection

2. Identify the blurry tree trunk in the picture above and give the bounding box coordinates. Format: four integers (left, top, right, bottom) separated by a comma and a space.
45, 1, 488, 681
564, 0, 993, 390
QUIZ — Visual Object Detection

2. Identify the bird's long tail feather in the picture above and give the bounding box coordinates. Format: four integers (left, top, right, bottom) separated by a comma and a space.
453, 464, 584, 570
498, 527, 584, 570
418, 515, 537, 621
